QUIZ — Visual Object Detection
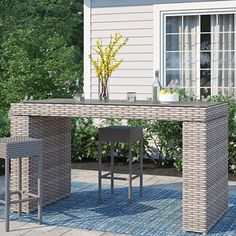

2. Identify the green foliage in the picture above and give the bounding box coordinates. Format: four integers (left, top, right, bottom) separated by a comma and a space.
146, 121, 182, 168
0, 109, 10, 138
2, 29, 81, 104
0, 0, 83, 109
205, 95, 236, 173
71, 118, 98, 161
0, 0, 83, 174
0, 109, 10, 175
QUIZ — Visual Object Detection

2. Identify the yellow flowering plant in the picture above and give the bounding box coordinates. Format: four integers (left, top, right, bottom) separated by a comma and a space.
90, 33, 128, 100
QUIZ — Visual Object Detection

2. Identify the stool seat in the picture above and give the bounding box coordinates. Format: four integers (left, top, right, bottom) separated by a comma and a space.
0, 137, 43, 159
99, 126, 143, 143
0, 136, 43, 232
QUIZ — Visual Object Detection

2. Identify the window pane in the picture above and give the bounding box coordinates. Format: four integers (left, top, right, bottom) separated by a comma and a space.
183, 16, 198, 34
183, 52, 197, 69
166, 52, 180, 68
215, 70, 235, 87
201, 34, 211, 50
201, 15, 211, 32
200, 52, 211, 68
166, 16, 182, 33
219, 14, 234, 32
183, 33, 198, 51
218, 87, 236, 97
212, 32, 235, 50
200, 70, 211, 87
183, 70, 197, 89
200, 88, 211, 98
166, 35, 182, 51
219, 33, 235, 50
166, 70, 181, 86
218, 52, 235, 68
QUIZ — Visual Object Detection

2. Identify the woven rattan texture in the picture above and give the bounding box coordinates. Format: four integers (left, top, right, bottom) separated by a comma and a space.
0, 137, 42, 159
98, 126, 143, 143
11, 103, 227, 122
10, 101, 228, 233
10, 116, 71, 212
182, 115, 228, 233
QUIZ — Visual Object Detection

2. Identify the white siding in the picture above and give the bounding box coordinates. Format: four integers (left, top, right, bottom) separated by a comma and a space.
90, 2, 154, 100
92, 0, 214, 7
88, 0, 235, 100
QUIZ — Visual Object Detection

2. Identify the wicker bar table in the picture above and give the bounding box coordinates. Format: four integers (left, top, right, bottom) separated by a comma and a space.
10, 99, 228, 234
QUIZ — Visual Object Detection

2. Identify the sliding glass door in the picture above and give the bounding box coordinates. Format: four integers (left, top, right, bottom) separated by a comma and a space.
165, 14, 236, 98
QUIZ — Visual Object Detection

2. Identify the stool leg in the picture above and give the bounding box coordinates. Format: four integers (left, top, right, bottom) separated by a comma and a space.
17, 158, 22, 216
5, 158, 10, 232
110, 142, 114, 194
140, 139, 143, 197
128, 142, 132, 200
38, 155, 42, 224
98, 142, 102, 200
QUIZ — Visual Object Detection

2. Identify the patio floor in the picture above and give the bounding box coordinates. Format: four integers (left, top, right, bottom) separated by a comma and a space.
1, 169, 236, 236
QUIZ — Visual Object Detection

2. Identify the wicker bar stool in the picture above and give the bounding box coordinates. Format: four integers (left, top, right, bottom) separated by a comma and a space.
0, 137, 43, 232
98, 126, 143, 200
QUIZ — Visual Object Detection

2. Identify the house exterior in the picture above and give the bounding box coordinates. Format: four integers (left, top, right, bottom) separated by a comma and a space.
84, 0, 236, 100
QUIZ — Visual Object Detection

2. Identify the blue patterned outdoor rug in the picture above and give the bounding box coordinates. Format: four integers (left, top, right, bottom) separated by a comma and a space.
1, 181, 236, 236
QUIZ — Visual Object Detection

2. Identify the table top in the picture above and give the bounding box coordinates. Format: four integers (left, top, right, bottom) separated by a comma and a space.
22, 98, 224, 108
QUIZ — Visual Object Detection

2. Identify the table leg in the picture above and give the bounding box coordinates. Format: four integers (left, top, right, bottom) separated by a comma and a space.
110, 142, 114, 194
11, 116, 71, 212
140, 139, 143, 197
5, 158, 10, 232
182, 115, 228, 233
17, 158, 22, 216
128, 142, 132, 200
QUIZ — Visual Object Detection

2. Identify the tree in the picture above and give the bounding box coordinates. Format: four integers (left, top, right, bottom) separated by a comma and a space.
0, 0, 84, 109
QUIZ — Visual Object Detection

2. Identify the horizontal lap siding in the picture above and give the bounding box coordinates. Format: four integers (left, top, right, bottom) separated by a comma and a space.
91, 3, 154, 100
91, 0, 217, 8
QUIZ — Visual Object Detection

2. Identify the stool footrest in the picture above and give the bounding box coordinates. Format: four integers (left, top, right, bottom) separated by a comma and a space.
10, 191, 38, 198
0, 192, 40, 204
11, 196, 40, 204
101, 172, 141, 181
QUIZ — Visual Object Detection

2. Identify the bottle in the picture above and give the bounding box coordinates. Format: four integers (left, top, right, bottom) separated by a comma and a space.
152, 70, 160, 102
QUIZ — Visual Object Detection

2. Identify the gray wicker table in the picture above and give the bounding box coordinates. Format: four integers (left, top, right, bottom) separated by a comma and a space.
10, 99, 228, 234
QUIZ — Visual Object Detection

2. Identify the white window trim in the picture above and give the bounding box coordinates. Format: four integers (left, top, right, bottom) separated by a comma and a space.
84, 0, 91, 99
153, 0, 236, 89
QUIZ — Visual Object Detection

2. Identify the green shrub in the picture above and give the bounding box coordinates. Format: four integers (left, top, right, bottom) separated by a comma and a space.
0, 110, 10, 137
71, 118, 98, 161
206, 96, 236, 173
127, 119, 181, 167
0, 109, 10, 175
147, 120, 182, 168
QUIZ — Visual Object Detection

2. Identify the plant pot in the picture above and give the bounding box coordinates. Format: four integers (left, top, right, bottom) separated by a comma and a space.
159, 94, 179, 102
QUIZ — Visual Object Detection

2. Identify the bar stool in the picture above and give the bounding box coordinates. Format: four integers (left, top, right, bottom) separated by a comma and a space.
98, 126, 143, 200
0, 137, 43, 232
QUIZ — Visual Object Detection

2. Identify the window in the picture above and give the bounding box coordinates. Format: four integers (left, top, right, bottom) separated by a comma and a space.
165, 14, 236, 98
